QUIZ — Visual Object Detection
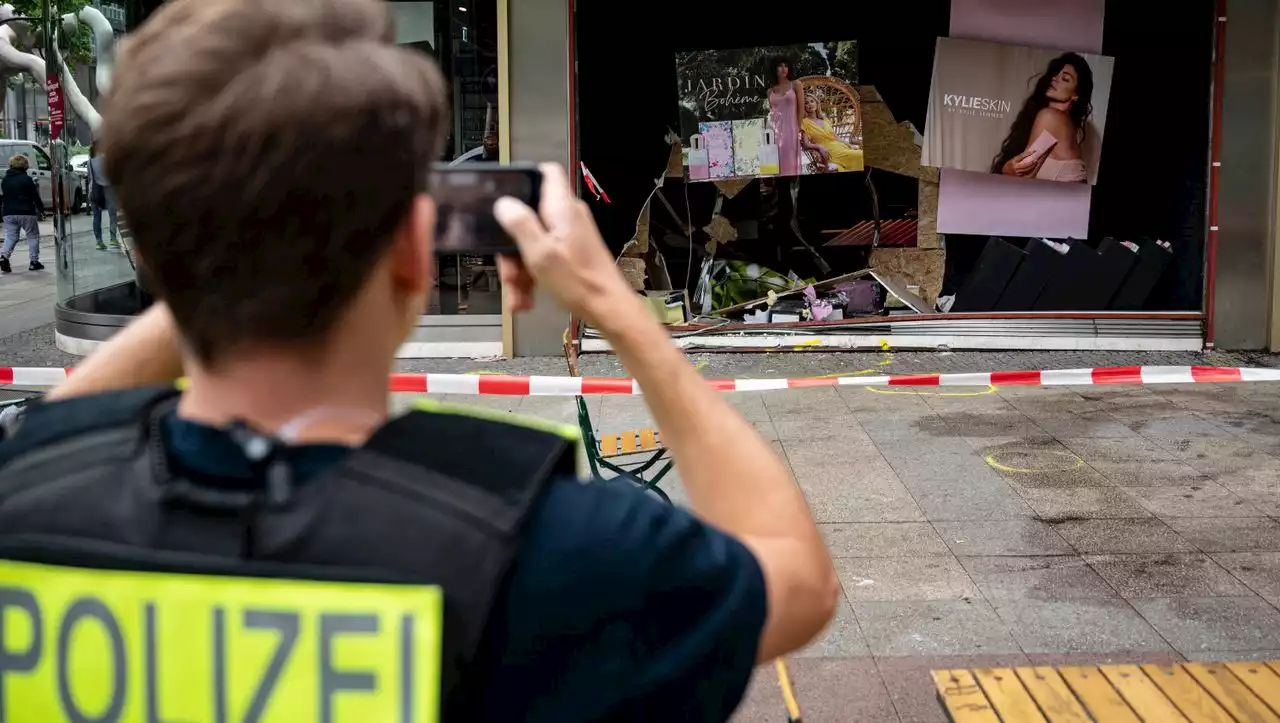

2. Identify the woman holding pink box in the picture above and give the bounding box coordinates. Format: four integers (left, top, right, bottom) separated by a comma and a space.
991, 52, 1094, 183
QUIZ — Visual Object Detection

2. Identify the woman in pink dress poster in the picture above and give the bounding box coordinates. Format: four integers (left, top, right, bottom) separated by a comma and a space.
767, 56, 803, 176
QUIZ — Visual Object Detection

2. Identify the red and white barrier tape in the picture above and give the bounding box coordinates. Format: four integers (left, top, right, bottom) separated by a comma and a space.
4, 366, 1279, 395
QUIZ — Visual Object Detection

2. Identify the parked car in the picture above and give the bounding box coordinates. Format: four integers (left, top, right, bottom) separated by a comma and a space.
69, 153, 90, 212
0, 140, 85, 212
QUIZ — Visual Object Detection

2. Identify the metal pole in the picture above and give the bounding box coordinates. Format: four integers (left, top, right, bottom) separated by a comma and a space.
1202, 0, 1228, 348
42, 0, 68, 272
16, 81, 26, 139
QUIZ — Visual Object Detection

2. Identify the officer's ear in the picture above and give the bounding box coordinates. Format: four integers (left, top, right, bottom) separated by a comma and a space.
389, 193, 435, 298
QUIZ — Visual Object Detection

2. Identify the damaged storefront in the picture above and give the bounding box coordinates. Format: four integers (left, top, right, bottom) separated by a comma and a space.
567, 0, 1229, 354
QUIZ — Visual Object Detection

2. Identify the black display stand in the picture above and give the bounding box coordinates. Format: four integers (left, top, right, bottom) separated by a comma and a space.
1109, 241, 1173, 310
994, 239, 1063, 311
951, 237, 1024, 313
1080, 238, 1140, 309
1033, 239, 1102, 311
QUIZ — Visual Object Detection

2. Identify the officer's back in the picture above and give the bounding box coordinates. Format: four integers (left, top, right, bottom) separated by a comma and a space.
0, 0, 838, 720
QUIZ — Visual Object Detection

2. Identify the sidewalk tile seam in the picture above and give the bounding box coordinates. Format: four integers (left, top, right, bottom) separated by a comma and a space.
852, 412, 935, 535
1127, 596, 1280, 656
1210, 552, 1280, 616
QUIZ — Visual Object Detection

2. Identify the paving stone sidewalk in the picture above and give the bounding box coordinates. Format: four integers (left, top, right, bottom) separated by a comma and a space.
393, 371, 1280, 722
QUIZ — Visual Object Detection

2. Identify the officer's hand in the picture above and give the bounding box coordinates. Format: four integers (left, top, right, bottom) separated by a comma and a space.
493, 163, 646, 331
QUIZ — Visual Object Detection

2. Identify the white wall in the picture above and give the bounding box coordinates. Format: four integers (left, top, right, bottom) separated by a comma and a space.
507, 0, 572, 355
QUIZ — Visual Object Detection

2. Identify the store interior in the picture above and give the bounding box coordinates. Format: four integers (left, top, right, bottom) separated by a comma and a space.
574, 0, 1215, 328
393, 0, 504, 316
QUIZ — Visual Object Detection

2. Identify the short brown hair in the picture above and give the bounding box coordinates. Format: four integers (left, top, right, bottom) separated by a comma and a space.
8, 155, 27, 170
101, 0, 447, 363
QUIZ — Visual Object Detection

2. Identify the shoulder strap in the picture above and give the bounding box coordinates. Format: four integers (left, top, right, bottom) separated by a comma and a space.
0, 386, 195, 553
366, 402, 580, 504
410, 397, 588, 480
318, 406, 577, 718
341, 403, 576, 604
0, 385, 178, 473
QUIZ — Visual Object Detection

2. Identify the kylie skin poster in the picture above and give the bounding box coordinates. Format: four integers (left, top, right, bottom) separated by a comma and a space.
936, 0, 1104, 238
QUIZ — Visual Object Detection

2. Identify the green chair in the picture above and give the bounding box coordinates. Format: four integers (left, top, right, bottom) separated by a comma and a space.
574, 396, 673, 504
565, 334, 673, 504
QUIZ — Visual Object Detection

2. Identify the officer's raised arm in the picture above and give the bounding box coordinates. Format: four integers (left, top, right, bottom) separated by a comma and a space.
495, 165, 840, 662
46, 303, 184, 402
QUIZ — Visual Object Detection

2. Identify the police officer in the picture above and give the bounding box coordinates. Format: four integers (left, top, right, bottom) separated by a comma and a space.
0, 0, 837, 720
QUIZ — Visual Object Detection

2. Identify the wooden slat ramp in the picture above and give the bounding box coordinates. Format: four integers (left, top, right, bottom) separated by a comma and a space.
934, 662, 1280, 722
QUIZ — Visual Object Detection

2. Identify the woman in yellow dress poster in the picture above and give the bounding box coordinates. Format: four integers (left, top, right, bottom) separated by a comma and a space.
800, 95, 864, 172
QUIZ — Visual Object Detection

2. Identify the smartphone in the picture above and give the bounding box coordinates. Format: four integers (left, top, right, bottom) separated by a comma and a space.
431, 162, 541, 256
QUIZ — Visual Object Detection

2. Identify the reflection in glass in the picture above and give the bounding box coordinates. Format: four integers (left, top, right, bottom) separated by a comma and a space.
392, 0, 501, 316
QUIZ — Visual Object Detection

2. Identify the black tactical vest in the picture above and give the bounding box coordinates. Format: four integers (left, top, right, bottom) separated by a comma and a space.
0, 386, 579, 720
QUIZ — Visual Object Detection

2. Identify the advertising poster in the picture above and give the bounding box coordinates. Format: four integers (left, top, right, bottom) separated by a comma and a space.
922, 37, 1114, 186
676, 41, 861, 181
46, 75, 63, 142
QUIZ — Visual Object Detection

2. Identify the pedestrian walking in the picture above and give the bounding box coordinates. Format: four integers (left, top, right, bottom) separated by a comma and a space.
88, 141, 119, 250
0, 154, 44, 273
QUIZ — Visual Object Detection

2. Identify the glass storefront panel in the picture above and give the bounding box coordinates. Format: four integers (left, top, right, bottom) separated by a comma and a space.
56, 156, 130, 306
45, 5, 135, 310
49, 1, 503, 357
392, 0, 502, 317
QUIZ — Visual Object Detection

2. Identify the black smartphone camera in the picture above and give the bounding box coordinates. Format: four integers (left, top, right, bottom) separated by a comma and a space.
431, 162, 541, 256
